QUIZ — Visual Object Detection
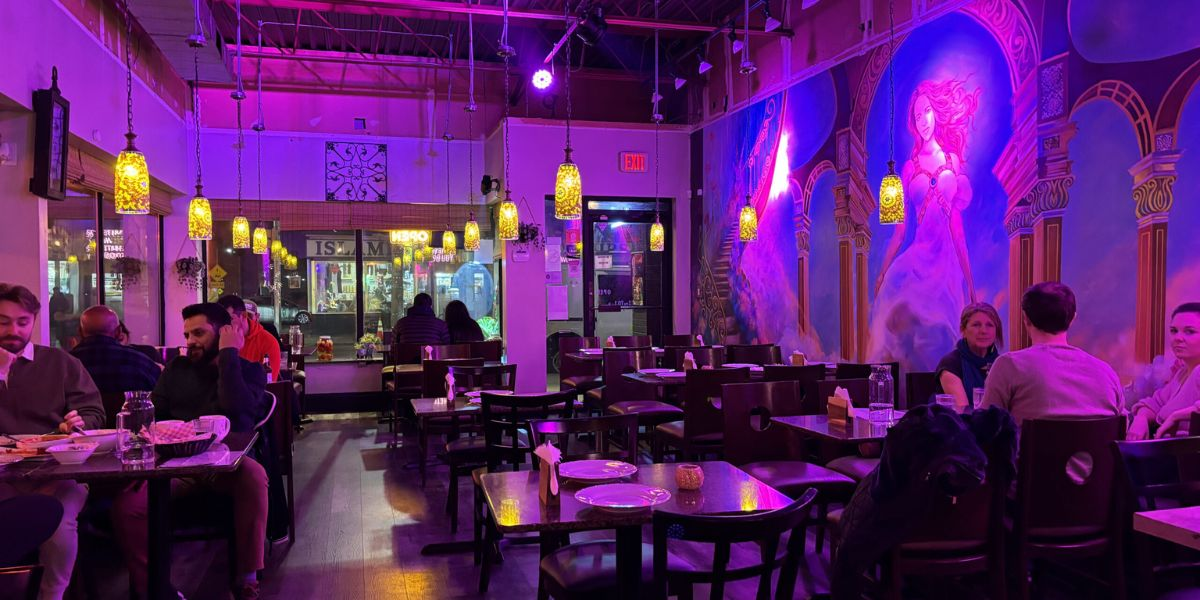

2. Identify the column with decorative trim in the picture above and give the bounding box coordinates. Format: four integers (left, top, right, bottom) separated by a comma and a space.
853, 227, 871, 362
1004, 206, 1035, 349
796, 215, 812, 338
832, 130, 858, 361
1130, 149, 1178, 363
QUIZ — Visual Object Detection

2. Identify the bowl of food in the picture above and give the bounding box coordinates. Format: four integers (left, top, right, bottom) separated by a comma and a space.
156, 434, 216, 460
47, 442, 99, 465
15, 434, 72, 452
71, 429, 119, 453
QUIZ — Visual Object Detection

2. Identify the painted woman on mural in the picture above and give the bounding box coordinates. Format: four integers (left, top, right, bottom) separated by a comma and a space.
869, 78, 981, 370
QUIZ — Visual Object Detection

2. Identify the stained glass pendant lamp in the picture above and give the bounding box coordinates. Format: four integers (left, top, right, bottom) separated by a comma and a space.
736, 0, 757, 243
232, 216, 251, 249
650, 214, 665, 252
443, 231, 457, 254
464, 213, 480, 251
252, 226, 269, 254
188, 191, 212, 240
498, 193, 519, 240
739, 196, 758, 242
649, 14, 664, 253
186, 22, 210, 239
878, 0, 905, 225
554, 7, 582, 220
115, 1, 150, 215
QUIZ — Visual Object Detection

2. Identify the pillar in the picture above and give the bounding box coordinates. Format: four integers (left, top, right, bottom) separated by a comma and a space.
835, 211, 856, 362
1005, 207, 1034, 350
1130, 150, 1178, 363
853, 228, 870, 363
1029, 176, 1073, 283
796, 222, 811, 336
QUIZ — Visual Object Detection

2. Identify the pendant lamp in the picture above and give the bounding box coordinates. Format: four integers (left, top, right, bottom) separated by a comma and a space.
463, 13, 482, 252
878, 0, 905, 225
498, 1, 521, 241
736, 0, 758, 243
232, 216, 251, 248
229, 0, 250, 248
739, 196, 758, 242
115, 1, 150, 215
554, 4, 582, 220
443, 231, 457, 255
188, 191, 212, 241
649, 12, 664, 252
186, 19, 211, 239
252, 226, 269, 254
464, 213, 480, 251
498, 194, 519, 240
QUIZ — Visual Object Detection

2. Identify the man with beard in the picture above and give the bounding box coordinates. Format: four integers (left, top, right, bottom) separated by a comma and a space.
111, 302, 270, 599
0, 283, 103, 600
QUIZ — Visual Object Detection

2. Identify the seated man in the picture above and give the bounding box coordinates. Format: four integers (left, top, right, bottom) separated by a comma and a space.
217, 295, 280, 382
392, 292, 450, 345
112, 303, 269, 599
0, 283, 103, 600
980, 282, 1125, 425
70, 305, 160, 394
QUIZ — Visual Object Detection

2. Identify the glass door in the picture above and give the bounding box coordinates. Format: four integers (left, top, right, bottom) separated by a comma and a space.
583, 199, 672, 344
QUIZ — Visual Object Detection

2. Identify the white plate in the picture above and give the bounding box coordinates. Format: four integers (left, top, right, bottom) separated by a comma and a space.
575, 483, 671, 511
658, 372, 687, 380
722, 363, 760, 369
14, 435, 73, 450
71, 429, 119, 453
464, 390, 514, 398
0, 455, 23, 469
579, 348, 604, 355
638, 368, 672, 375
558, 460, 638, 481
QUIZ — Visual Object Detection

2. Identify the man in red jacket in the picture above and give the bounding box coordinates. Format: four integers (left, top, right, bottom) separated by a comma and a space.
217, 295, 280, 381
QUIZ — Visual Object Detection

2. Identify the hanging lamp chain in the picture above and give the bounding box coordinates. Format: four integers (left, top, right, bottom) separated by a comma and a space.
564, 1, 572, 155
653, 0, 660, 216
256, 25, 265, 221
446, 63, 453, 228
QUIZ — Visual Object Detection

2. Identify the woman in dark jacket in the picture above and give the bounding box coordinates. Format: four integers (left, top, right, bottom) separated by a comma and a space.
934, 302, 1003, 411
445, 300, 485, 343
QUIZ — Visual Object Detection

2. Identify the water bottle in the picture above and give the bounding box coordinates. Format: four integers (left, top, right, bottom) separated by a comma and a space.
262, 353, 273, 384
868, 365, 895, 424
288, 325, 303, 356
117, 391, 156, 468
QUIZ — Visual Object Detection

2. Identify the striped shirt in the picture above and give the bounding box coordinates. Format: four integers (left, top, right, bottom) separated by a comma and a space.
392, 307, 450, 345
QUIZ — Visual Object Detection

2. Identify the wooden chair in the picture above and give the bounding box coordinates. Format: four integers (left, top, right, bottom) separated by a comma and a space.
0, 566, 42, 600
662, 334, 697, 347
428, 344, 473, 360
0, 494, 61, 600
417, 358, 485, 486
724, 344, 782, 365
557, 336, 602, 395
449, 364, 518, 395
653, 368, 749, 462
265, 382, 297, 544
1013, 417, 1126, 600
599, 348, 683, 431
530, 414, 640, 467
422, 358, 485, 398
611, 335, 652, 347
470, 340, 503, 361
1114, 436, 1200, 598
904, 371, 939, 410
763, 364, 828, 415
660, 346, 725, 370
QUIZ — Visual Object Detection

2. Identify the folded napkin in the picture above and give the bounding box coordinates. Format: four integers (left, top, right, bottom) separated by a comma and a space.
790, 351, 807, 366
681, 351, 697, 371
827, 385, 851, 421
605, 336, 615, 348
534, 441, 562, 502
444, 372, 456, 399
695, 334, 704, 346
834, 386, 851, 401
423, 345, 433, 359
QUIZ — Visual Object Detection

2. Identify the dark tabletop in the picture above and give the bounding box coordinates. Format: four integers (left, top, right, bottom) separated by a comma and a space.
622, 370, 767, 387
479, 460, 793, 534
770, 414, 903, 442
0, 432, 257, 483
564, 348, 666, 363
411, 396, 585, 418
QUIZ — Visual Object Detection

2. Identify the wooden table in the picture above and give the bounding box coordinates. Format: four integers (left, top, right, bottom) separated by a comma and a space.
771, 411, 905, 443
1134, 506, 1200, 551
0, 432, 258, 599
479, 460, 792, 596
564, 347, 667, 363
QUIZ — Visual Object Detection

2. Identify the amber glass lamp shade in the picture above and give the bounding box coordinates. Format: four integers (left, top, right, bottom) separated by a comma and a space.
463, 214, 481, 251
232, 216, 251, 249
878, 160, 905, 224
252, 226, 269, 254
187, 189, 212, 241
443, 230, 457, 254
114, 134, 150, 215
554, 152, 582, 220
649, 215, 665, 252
270, 239, 283, 258
738, 196, 758, 242
497, 195, 519, 241
285, 255, 298, 270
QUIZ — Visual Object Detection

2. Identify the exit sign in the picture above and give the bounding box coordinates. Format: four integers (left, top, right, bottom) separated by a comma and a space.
619, 151, 648, 173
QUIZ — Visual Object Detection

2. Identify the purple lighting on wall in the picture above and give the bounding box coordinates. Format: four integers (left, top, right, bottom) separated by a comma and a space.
532, 69, 554, 90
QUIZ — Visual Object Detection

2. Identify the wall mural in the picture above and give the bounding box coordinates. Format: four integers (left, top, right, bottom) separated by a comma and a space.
325, 141, 388, 202
692, 0, 1200, 383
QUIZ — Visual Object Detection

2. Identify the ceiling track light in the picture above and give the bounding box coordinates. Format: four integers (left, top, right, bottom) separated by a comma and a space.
698, 54, 713, 75
762, 2, 782, 33
729, 29, 744, 54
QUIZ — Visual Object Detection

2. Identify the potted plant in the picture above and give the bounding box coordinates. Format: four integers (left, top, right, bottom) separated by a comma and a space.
354, 332, 382, 359
110, 257, 144, 289
516, 222, 545, 249
173, 257, 206, 291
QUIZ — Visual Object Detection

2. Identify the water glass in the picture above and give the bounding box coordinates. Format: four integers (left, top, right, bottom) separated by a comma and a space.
934, 394, 957, 412
972, 388, 986, 410
867, 365, 895, 424
118, 391, 156, 468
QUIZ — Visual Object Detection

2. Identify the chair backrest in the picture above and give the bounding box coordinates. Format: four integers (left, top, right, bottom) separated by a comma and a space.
724, 344, 782, 365
682, 368, 750, 439
481, 390, 576, 471
557, 336, 601, 384
612, 335, 652, 348
264, 382, 295, 475
1114, 436, 1200, 511
558, 336, 600, 354
651, 489, 819, 600
427, 344, 472, 360
762, 365, 827, 415
470, 340, 503, 361
422, 358, 485, 397
663, 334, 697, 347
101, 392, 126, 429
391, 342, 423, 365
815, 378, 870, 410
662, 346, 725, 370
1015, 416, 1125, 540
600, 347, 656, 407
0, 565, 43, 600
449, 364, 518, 395
898, 443, 1009, 553
904, 371, 939, 410
722, 381, 806, 465
254, 391, 278, 432
530, 414, 640, 463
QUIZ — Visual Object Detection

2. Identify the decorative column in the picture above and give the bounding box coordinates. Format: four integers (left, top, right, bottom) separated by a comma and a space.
835, 208, 856, 361
1029, 175, 1073, 283
796, 216, 812, 336
853, 227, 871, 362
1032, 57, 1074, 284
1004, 206, 1035, 350
1130, 150, 1179, 363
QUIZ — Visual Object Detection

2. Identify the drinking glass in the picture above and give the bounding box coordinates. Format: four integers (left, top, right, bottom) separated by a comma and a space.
934, 394, 957, 412
117, 391, 156, 468
972, 388, 986, 410
868, 365, 895, 424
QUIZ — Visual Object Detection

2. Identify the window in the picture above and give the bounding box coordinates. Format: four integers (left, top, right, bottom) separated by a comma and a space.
102, 199, 161, 346
46, 195, 101, 348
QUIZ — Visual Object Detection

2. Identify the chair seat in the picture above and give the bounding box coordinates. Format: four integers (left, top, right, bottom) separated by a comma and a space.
654, 420, 722, 446
741, 460, 856, 499
584, 386, 606, 406
828, 508, 984, 553
445, 436, 488, 456
562, 375, 604, 392
539, 540, 693, 597
607, 402, 683, 428
826, 456, 880, 481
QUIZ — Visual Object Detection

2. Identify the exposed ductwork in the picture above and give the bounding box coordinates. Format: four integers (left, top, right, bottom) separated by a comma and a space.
127, 0, 232, 83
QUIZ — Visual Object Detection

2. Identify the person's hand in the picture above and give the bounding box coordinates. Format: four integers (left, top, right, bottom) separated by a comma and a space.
219, 324, 245, 351
0, 346, 14, 380
58, 410, 84, 434
1155, 406, 1198, 439
1127, 414, 1151, 441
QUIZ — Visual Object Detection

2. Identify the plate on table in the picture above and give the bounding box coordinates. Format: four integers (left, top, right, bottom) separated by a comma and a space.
575, 483, 671, 511
722, 363, 760, 369
0, 454, 24, 469
657, 371, 687, 380
638, 368, 672, 375
14, 434, 73, 451
464, 390, 514, 403
558, 460, 638, 481
579, 348, 604, 355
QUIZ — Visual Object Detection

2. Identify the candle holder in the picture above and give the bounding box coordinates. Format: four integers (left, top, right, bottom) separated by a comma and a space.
675, 464, 704, 491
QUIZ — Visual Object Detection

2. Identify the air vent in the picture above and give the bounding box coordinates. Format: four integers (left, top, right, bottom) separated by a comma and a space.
354, 118, 367, 130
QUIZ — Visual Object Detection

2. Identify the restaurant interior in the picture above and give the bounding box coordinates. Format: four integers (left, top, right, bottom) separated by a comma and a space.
2, 0, 1200, 598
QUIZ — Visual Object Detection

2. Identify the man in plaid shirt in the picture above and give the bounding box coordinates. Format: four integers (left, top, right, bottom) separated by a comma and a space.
69, 305, 160, 394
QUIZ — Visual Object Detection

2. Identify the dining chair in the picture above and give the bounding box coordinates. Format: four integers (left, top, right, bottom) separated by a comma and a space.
428, 343, 474, 360
722, 381, 857, 553
537, 489, 819, 600
530, 413, 640, 466
816, 379, 876, 481
1114, 436, 1200, 597
653, 367, 749, 462
903, 371, 939, 410
611, 335, 652, 347
417, 358, 486, 485
422, 358, 486, 398
815, 378, 871, 410
265, 382, 297, 544
723, 344, 782, 365
583, 347, 656, 411
470, 340, 504, 361
100, 392, 126, 429
557, 336, 602, 396
0, 565, 42, 600
662, 334, 697, 347
660, 346, 725, 370
763, 364, 828, 415
449, 364, 518, 395
1012, 416, 1126, 600
0, 494, 62, 600
390, 342, 424, 365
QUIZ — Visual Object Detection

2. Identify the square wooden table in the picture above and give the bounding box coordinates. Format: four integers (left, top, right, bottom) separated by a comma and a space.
1133, 506, 1200, 551
770, 411, 905, 443
0, 432, 258, 599
479, 460, 793, 595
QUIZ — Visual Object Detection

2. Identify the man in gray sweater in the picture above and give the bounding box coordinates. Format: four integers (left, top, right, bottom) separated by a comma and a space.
980, 282, 1125, 425
0, 283, 103, 600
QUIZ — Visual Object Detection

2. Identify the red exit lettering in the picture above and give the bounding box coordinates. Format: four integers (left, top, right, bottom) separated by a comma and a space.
619, 151, 647, 173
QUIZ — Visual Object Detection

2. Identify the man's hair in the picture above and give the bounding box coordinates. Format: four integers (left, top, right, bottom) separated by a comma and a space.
413, 293, 433, 308
0, 284, 41, 315
1021, 281, 1076, 334
1173, 303, 1200, 318
182, 303, 232, 329
216, 294, 246, 315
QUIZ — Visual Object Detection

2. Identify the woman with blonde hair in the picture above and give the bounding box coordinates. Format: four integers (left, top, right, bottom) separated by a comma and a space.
934, 302, 1003, 411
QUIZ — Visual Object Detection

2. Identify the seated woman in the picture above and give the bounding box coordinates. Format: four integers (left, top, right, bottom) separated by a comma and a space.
1129, 303, 1200, 440
445, 300, 485, 343
934, 302, 1003, 411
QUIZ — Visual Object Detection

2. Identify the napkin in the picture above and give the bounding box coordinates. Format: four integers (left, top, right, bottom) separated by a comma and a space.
827, 385, 851, 422
834, 386, 851, 401
534, 441, 562, 504
605, 336, 615, 348
445, 372, 456, 399
695, 334, 704, 346
423, 345, 433, 360
681, 351, 697, 371
790, 351, 807, 366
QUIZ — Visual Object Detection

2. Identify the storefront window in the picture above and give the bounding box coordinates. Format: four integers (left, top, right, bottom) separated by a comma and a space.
46, 195, 101, 348
102, 200, 161, 346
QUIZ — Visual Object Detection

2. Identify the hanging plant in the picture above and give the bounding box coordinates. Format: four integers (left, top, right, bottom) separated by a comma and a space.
174, 257, 207, 291
110, 257, 144, 289
516, 222, 545, 249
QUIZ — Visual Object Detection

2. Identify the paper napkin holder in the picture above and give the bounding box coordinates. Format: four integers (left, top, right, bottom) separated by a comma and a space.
790, 352, 807, 366
539, 458, 560, 505
827, 395, 849, 424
